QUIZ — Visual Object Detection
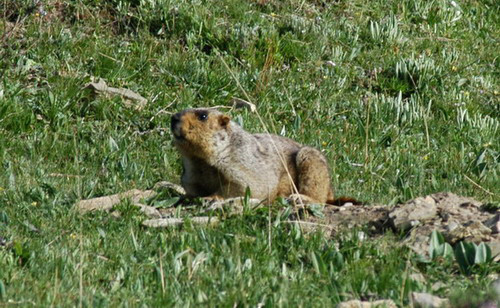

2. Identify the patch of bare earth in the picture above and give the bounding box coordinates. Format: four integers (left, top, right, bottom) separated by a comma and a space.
300, 192, 499, 260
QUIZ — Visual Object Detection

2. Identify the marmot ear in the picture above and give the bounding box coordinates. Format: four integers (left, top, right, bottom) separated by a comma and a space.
219, 114, 230, 128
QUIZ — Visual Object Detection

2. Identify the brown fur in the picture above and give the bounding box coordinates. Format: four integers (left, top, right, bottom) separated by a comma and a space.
171, 108, 337, 204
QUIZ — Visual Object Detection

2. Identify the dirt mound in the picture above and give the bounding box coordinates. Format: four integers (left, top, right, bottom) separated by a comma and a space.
304, 192, 499, 259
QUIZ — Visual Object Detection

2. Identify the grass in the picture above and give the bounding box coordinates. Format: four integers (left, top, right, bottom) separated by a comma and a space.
0, 0, 499, 306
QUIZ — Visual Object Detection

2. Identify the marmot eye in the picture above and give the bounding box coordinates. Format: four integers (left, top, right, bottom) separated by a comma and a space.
197, 113, 208, 121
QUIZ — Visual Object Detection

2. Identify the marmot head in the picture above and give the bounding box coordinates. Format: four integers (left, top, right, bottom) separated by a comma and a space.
171, 108, 231, 161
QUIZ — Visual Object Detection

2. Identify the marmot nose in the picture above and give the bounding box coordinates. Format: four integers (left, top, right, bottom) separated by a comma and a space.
171, 112, 181, 130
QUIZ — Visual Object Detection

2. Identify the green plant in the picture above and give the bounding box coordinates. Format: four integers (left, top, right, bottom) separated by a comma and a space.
454, 241, 493, 275
427, 230, 494, 275
429, 230, 454, 260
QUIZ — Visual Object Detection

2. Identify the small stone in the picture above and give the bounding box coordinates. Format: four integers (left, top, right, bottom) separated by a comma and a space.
407, 233, 431, 256
446, 220, 460, 232
389, 196, 437, 231
153, 181, 186, 196
134, 203, 162, 218
445, 220, 491, 244
85, 78, 147, 110
143, 218, 183, 227
432, 192, 481, 209
142, 216, 219, 228
484, 214, 500, 234
75, 189, 157, 213
337, 299, 397, 308
207, 197, 261, 214
486, 240, 500, 262
339, 203, 354, 212
412, 292, 449, 308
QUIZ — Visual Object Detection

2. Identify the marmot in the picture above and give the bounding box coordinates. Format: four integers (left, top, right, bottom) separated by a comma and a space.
171, 108, 337, 204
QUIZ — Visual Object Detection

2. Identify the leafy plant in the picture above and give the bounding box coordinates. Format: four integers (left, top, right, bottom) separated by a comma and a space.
429, 230, 454, 260
427, 230, 494, 275
454, 241, 492, 275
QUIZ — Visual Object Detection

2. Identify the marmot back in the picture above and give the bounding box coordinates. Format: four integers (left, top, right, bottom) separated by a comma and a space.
171, 108, 334, 204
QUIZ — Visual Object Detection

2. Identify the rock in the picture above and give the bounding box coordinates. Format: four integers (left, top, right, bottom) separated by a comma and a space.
153, 181, 186, 196
444, 220, 491, 244
325, 61, 337, 67
143, 218, 184, 228
85, 78, 147, 110
75, 189, 156, 213
383, 192, 499, 257
407, 232, 432, 256
338, 203, 355, 211
158, 207, 179, 217
134, 203, 162, 218
445, 219, 460, 232
389, 196, 437, 232
411, 292, 449, 308
337, 299, 397, 308
487, 240, 500, 262
484, 213, 500, 234
318, 204, 390, 233
431, 192, 482, 208
206, 197, 261, 215
142, 216, 219, 228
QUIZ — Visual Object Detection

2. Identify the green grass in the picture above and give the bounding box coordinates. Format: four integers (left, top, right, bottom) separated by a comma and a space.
0, 0, 499, 306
